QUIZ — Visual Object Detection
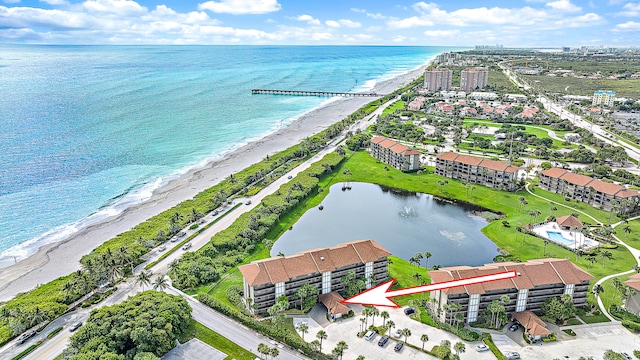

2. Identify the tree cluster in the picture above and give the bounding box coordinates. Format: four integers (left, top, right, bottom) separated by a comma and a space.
541, 294, 576, 324
60, 291, 191, 360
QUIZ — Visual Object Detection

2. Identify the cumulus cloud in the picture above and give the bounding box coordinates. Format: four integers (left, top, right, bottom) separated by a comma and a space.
546, 0, 582, 12
554, 13, 605, 27
294, 14, 320, 25
387, 16, 433, 28
424, 29, 461, 37
198, 0, 280, 15
40, 0, 69, 5
83, 0, 146, 17
350, 7, 386, 19
618, 2, 640, 16
612, 20, 640, 31
325, 20, 339, 27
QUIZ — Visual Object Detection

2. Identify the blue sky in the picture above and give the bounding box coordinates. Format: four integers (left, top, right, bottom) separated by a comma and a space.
1, 0, 639, 45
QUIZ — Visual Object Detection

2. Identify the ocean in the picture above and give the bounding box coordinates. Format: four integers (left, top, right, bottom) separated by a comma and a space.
0, 45, 455, 265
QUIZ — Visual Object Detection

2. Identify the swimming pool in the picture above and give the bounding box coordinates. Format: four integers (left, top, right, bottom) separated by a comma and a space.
546, 231, 574, 246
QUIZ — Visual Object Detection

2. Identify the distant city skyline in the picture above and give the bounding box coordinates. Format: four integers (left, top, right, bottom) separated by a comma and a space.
1, 0, 639, 45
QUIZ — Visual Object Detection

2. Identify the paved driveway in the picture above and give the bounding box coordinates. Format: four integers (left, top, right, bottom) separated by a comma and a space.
296, 306, 493, 360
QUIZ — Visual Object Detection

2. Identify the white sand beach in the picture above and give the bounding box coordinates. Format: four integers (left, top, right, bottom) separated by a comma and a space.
0, 65, 426, 302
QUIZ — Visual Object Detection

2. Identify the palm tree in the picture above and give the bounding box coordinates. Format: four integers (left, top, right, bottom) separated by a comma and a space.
380, 311, 389, 327
316, 330, 328, 353
454, 341, 466, 356
543, 239, 549, 256
592, 284, 604, 303
136, 270, 152, 291
370, 307, 380, 326
424, 251, 432, 270
152, 275, 169, 291
298, 323, 309, 340
61, 279, 75, 303
387, 320, 396, 334
413, 273, 423, 286
586, 254, 597, 271
420, 334, 429, 351
334, 341, 348, 360
257, 343, 269, 360
600, 250, 613, 267
400, 328, 411, 343
623, 225, 632, 240
269, 347, 279, 359
414, 252, 423, 268
168, 259, 180, 277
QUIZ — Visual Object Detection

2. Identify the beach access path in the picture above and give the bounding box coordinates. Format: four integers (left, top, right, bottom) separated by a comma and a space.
0, 64, 424, 302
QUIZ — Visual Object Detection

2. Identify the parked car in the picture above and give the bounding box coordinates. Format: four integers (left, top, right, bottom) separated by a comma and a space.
212, 210, 219, 216
509, 324, 519, 332
16, 330, 36, 344
245, 200, 251, 205
177, 231, 186, 237
403, 307, 415, 316
364, 330, 376, 341
393, 329, 402, 338
158, 245, 166, 252
287, 175, 293, 179
506, 352, 521, 360
182, 243, 192, 251
475, 344, 490, 352
69, 322, 83, 332
622, 353, 633, 360
377, 336, 389, 347
394, 342, 404, 352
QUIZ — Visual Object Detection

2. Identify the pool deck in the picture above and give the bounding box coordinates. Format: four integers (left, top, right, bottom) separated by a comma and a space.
532, 222, 600, 250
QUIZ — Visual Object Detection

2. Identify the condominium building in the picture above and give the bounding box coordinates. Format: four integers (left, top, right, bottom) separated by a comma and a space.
238, 240, 391, 313
370, 136, 422, 171
435, 152, 520, 191
429, 258, 594, 324
435, 52, 458, 64
539, 168, 639, 212
424, 68, 452, 92
592, 90, 615, 107
460, 67, 489, 92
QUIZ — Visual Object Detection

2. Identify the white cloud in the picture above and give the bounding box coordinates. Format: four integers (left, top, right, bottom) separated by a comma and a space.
2, 0, 21, 3
612, 20, 640, 31
424, 29, 461, 37
338, 19, 361, 28
554, 13, 605, 27
198, 0, 280, 15
0, 6, 90, 29
546, 0, 582, 12
387, 16, 433, 28
350, 7, 386, 19
618, 2, 640, 16
294, 14, 320, 25
325, 20, 339, 27
83, 0, 146, 17
392, 35, 406, 42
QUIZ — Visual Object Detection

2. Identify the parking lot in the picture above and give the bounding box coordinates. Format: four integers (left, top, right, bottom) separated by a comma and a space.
295, 306, 494, 360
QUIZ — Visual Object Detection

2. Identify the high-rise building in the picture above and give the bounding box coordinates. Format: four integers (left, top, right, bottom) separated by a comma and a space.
424, 68, 452, 92
592, 90, 615, 107
460, 67, 489, 91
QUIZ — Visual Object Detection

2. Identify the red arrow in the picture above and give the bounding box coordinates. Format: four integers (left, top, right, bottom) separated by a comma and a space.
341, 270, 517, 307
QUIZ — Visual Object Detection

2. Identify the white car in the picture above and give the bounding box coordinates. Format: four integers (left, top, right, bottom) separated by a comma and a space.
475, 344, 489, 352
393, 329, 402, 338
364, 330, 376, 341
182, 243, 192, 251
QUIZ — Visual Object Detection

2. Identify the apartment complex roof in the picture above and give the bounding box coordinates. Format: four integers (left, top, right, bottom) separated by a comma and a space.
370, 136, 423, 157
512, 311, 551, 337
436, 152, 519, 173
556, 215, 583, 229
319, 292, 350, 317
541, 168, 639, 197
238, 240, 391, 287
625, 273, 640, 291
428, 258, 593, 295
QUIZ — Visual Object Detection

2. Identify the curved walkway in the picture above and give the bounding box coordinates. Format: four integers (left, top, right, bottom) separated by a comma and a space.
525, 183, 640, 320
524, 183, 602, 225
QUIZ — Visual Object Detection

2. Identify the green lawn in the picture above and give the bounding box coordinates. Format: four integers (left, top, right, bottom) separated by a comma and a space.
382, 100, 406, 115
179, 320, 256, 360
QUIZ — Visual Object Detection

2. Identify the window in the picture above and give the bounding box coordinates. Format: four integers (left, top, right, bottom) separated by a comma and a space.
365, 262, 374, 289
322, 272, 331, 294
275, 282, 285, 299
467, 294, 480, 322
564, 284, 574, 297
516, 289, 528, 312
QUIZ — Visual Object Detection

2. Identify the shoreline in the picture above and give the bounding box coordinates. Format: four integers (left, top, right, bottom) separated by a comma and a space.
0, 62, 429, 302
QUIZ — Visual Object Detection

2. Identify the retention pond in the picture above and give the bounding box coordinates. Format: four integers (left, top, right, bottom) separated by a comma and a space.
271, 182, 500, 267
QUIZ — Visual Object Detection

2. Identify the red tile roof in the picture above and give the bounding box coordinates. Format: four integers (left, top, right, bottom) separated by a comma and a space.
556, 215, 583, 229
512, 311, 551, 337
319, 292, 350, 316
428, 258, 593, 295
625, 273, 640, 291
560, 172, 594, 187
371, 136, 423, 156
436, 152, 519, 173
238, 240, 391, 286
588, 179, 631, 196
540, 168, 568, 179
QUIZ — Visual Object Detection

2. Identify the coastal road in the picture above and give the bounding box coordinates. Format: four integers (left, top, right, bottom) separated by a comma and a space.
8, 95, 395, 360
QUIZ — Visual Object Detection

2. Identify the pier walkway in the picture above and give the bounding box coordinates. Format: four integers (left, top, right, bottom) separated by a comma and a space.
251, 89, 380, 97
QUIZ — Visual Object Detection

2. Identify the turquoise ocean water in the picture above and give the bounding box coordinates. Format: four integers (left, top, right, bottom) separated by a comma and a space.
0, 45, 454, 264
